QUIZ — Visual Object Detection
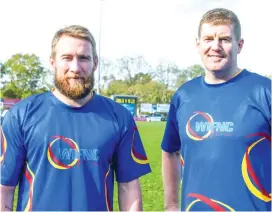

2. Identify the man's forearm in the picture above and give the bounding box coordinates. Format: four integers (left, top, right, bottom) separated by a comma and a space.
162, 150, 181, 211
118, 179, 143, 211
0, 185, 16, 211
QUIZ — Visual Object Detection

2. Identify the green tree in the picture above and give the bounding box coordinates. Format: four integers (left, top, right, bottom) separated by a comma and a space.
133, 81, 174, 104
153, 60, 181, 102
99, 58, 116, 91
2, 53, 50, 98
175, 64, 205, 88
131, 72, 152, 85
104, 80, 130, 97
116, 56, 151, 85
153, 60, 181, 88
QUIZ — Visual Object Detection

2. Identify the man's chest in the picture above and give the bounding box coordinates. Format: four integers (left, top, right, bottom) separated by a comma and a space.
22, 111, 119, 166
176, 94, 269, 146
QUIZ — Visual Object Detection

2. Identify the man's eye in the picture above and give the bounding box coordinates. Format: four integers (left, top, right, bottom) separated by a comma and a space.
62, 56, 72, 60
221, 38, 230, 42
79, 56, 90, 61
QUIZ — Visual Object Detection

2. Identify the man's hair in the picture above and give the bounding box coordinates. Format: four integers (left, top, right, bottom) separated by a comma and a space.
198, 8, 241, 41
51, 25, 97, 59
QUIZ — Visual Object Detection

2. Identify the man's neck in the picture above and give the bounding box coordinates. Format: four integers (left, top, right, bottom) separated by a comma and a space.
52, 88, 93, 107
204, 67, 242, 84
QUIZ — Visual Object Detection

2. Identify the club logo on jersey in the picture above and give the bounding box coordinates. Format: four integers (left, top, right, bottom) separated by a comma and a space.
47, 135, 100, 170
186, 111, 234, 141
242, 133, 271, 202
186, 193, 234, 211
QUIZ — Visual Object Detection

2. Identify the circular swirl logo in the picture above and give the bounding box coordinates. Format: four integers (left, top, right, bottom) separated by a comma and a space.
47, 136, 79, 170
186, 111, 214, 141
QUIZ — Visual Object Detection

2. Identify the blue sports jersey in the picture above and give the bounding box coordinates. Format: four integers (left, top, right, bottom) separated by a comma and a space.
161, 70, 271, 211
1, 92, 151, 211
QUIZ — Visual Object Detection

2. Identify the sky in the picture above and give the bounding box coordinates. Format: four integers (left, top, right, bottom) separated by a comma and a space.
0, 0, 271, 77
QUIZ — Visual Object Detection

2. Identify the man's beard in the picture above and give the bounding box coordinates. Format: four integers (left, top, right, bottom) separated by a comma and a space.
54, 71, 95, 100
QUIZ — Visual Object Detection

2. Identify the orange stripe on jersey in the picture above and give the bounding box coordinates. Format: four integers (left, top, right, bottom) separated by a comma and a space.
242, 137, 272, 202
180, 155, 184, 166
24, 163, 35, 212
187, 193, 226, 211
131, 127, 149, 164
0, 127, 7, 163
104, 165, 112, 211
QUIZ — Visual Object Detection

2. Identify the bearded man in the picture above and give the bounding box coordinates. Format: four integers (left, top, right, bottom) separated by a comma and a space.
0, 25, 151, 211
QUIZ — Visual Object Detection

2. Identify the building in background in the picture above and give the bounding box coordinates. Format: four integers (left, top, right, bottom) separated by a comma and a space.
0, 98, 21, 110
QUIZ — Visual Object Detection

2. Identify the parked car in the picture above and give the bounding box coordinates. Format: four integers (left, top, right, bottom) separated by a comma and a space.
134, 115, 148, 122
146, 113, 166, 122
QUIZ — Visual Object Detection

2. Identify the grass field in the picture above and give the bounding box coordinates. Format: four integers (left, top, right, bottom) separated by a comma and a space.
113, 122, 166, 211
13, 122, 167, 211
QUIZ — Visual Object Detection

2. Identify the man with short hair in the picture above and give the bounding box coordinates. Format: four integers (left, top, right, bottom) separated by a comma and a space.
0, 25, 151, 211
161, 8, 271, 211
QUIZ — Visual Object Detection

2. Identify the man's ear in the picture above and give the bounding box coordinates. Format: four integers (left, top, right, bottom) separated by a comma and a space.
93, 56, 99, 72
196, 37, 201, 54
237, 38, 244, 54
49, 56, 56, 75
50, 56, 55, 69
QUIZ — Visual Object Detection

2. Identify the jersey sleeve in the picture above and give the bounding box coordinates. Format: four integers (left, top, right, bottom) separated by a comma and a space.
114, 113, 151, 183
264, 79, 271, 126
161, 96, 181, 153
1, 110, 26, 186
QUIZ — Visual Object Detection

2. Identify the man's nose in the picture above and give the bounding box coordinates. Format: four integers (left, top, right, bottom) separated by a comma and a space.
69, 58, 81, 73
211, 38, 222, 51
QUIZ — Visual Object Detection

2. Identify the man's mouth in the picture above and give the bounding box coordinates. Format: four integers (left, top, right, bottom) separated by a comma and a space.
208, 55, 224, 58
67, 77, 84, 83
68, 77, 83, 80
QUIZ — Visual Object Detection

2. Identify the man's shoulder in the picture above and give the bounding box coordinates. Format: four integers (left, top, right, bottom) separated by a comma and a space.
96, 94, 119, 108
172, 76, 202, 102
94, 95, 134, 128
243, 71, 271, 93
95, 94, 132, 115
245, 70, 270, 84
2, 92, 50, 127
8, 92, 50, 116
178, 76, 203, 90
12, 92, 48, 107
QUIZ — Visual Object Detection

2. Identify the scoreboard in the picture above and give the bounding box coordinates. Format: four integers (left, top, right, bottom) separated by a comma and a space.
112, 95, 137, 116
115, 98, 136, 104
